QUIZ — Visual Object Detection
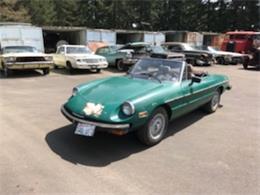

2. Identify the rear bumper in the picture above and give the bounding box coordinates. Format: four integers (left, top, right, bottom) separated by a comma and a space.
61, 105, 130, 129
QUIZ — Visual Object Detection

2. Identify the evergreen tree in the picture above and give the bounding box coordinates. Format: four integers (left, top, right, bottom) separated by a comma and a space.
0, 0, 31, 22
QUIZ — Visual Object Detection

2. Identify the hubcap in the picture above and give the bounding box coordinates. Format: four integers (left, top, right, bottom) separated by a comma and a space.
149, 113, 166, 140
211, 92, 220, 111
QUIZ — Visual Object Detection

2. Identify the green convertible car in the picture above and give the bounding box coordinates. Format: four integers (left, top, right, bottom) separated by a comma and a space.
61, 58, 231, 145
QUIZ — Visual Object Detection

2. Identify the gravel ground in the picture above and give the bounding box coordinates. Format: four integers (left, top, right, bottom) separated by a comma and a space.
0, 65, 259, 195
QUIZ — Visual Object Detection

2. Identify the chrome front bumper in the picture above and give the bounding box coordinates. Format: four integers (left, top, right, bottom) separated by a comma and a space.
6, 61, 53, 69
61, 105, 130, 129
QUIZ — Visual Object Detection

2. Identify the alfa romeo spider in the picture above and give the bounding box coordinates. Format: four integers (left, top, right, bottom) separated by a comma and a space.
61, 58, 231, 145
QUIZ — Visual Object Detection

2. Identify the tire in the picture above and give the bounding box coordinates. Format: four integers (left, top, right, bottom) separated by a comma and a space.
3, 66, 10, 77
96, 69, 101, 73
136, 107, 168, 146
66, 61, 74, 74
42, 68, 50, 75
116, 59, 125, 71
203, 89, 221, 113
243, 63, 248, 69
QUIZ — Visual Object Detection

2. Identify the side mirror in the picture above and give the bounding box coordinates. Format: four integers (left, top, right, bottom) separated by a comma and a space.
190, 76, 201, 85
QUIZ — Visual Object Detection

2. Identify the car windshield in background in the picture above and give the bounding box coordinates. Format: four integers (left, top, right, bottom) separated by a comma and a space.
2, 46, 38, 54
67, 47, 90, 54
130, 58, 183, 82
207, 46, 219, 52
152, 46, 165, 53
183, 44, 196, 51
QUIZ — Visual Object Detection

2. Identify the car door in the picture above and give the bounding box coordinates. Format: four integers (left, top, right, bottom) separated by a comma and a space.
53, 46, 66, 67
96, 47, 114, 65
180, 66, 214, 113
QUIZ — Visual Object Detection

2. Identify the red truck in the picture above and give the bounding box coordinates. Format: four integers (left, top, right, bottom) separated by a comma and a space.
221, 31, 260, 54
221, 31, 260, 69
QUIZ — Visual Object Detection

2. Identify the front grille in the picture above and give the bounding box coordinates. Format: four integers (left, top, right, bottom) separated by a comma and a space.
16, 57, 46, 62
83, 59, 100, 63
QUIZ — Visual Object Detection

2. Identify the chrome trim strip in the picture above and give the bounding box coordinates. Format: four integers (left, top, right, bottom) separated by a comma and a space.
61, 105, 130, 129
165, 80, 229, 103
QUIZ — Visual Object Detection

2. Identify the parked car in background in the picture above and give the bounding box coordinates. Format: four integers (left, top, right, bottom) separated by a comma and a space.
119, 42, 184, 70
95, 45, 131, 71
221, 31, 260, 54
61, 58, 231, 146
162, 42, 215, 66
243, 46, 260, 70
53, 45, 108, 74
196, 45, 245, 65
0, 46, 53, 77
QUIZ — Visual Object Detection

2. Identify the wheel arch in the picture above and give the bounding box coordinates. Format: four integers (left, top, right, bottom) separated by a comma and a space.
159, 103, 172, 120
218, 86, 224, 94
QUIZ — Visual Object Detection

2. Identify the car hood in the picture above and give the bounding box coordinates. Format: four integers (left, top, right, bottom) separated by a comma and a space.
66, 53, 105, 59
78, 76, 163, 103
65, 76, 167, 122
186, 49, 212, 55
1, 52, 47, 57
213, 51, 243, 56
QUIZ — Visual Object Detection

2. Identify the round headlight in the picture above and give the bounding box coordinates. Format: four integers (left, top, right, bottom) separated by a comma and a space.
122, 101, 135, 116
72, 87, 79, 96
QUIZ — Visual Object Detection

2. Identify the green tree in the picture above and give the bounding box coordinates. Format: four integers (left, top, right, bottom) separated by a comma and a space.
27, 0, 55, 25
0, 0, 30, 22
53, 0, 77, 26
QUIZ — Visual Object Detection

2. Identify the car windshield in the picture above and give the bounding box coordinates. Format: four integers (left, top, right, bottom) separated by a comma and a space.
207, 46, 219, 52
151, 46, 166, 53
183, 44, 196, 51
2, 46, 38, 54
129, 58, 183, 82
67, 47, 90, 54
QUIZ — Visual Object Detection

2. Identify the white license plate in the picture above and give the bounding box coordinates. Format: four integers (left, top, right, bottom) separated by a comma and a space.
75, 123, 96, 137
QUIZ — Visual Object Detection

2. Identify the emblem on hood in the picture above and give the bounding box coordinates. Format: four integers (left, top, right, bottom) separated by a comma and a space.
83, 102, 104, 117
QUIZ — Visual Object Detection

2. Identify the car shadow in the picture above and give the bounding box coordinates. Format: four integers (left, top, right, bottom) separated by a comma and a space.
0, 69, 43, 79
238, 67, 260, 71
45, 109, 206, 167
52, 68, 101, 75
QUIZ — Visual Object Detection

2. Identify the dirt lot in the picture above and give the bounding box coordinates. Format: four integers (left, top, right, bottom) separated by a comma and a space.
0, 65, 259, 195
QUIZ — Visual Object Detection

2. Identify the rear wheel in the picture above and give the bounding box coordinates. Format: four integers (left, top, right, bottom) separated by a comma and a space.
203, 89, 221, 113
136, 107, 168, 146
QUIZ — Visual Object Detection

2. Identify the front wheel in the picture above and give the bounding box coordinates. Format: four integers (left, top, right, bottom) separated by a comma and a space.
116, 59, 125, 71
136, 107, 168, 146
202, 89, 221, 113
243, 63, 248, 69
66, 61, 74, 74
42, 68, 50, 75
3, 66, 11, 77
